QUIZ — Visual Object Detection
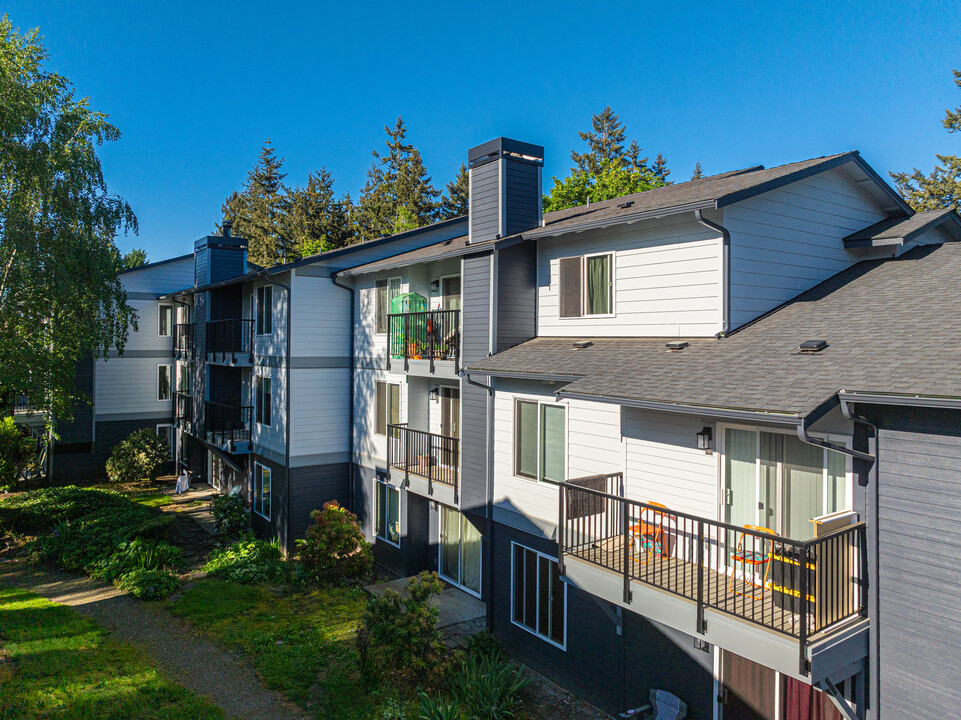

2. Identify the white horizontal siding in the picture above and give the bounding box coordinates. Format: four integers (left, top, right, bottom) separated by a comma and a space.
725, 166, 888, 327
248, 273, 290, 359
95, 357, 173, 416
125, 299, 176, 352
290, 368, 349, 457
251, 365, 286, 456
623, 409, 719, 520
536, 213, 723, 338
121, 256, 194, 295
290, 272, 351, 358
353, 367, 408, 466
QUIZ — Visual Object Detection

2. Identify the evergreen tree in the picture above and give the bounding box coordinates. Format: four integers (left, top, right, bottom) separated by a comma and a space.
543, 159, 665, 213
354, 117, 439, 240
691, 162, 704, 180
441, 163, 469, 218
891, 68, 961, 211
285, 168, 352, 256
121, 248, 148, 268
570, 106, 628, 174
626, 141, 649, 173
653, 153, 672, 185
219, 140, 293, 266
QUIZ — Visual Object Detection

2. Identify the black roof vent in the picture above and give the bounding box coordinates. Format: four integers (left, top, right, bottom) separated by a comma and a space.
617, 200, 635, 209
798, 340, 828, 354
573, 340, 593, 349
666, 340, 689, 352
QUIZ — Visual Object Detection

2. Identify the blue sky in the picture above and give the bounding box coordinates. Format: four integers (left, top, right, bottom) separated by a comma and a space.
6, 1, 961, 259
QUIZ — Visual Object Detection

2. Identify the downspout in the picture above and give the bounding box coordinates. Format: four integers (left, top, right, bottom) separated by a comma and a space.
170, 296, 191, 474
464, 369, 495, 633
330, 274, 356, 515
263, 274, 291, 552
796, 415, 875, 464
694, 209, 731, 338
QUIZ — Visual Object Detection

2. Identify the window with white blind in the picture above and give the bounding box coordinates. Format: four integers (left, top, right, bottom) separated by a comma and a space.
558, 252, 614, 318
514, 399, 566, 484
158, 304, 173, 337
157, 365, 172, 401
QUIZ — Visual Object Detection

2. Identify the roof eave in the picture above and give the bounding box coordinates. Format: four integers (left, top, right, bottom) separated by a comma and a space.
524, 199, 717, 240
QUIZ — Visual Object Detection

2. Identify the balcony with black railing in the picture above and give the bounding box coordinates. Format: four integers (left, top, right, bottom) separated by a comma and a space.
387, 309, 460, 374
175, 392, 192, 429
558, 473, 867, 681
204, 400, 252, 452
205, 319, 253, 366
174, 323, 193, 357
387, 423, 459, 504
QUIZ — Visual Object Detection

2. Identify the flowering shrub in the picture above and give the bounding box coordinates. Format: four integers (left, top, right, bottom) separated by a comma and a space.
296, 500, 372, 585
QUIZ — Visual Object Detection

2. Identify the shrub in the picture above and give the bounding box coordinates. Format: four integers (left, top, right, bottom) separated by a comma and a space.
418, 694, 461, 720
212, 493, 251, 546
116, 567, 180, 600
357, 571, 444, 681
0, 416, 35, 491
448, 652, 530, 720
465, 630, 505, 661
91, 539, 183, 582
0, 485, 129, 534
296, 500, 372, 585
105, 428, 170, 483
202, 539, 286, 584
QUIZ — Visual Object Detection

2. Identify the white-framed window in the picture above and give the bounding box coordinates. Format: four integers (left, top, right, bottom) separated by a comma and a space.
177, 362, 189, 393
158, 304, 173, 337
511, 542, 566, 649
375, 381, 400, 436
256, 374, 272, 426
558, 252, 614, 318
256, 286, 273, 335
157, 364, 172, 401
375, 277, 402, 334
514, 399, 566, 483
155, 423, 174, 460
254, 462, 271, 519
375, 478, 400, 546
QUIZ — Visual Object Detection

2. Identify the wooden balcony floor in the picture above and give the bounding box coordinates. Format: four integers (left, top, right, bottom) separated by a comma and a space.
566, 536, 809, 638
391, 460, 457, 488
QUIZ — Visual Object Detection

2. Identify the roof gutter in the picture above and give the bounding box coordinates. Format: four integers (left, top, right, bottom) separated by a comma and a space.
524, 199, 716, 240
837, 390, 961, 410
466, 369, 581, 384
694, 209, 731, 337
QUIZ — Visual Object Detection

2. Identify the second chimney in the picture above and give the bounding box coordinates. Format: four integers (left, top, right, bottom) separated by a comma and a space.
468, 137, 544, 244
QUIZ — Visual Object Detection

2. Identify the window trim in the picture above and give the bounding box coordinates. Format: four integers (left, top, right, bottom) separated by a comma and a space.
256, 374, 272, 427
253, 462, 272, 519
256, 285, 273, 336
157, 364, 172, 401
510, 542, 567, 650
155, 423, 174, 461
158, 303, 174, 337
375, 276, 403, 335
557, 252, 616, 319
375, 381, 401, 437
513, 397, 567, 484
374, 477, 401, 548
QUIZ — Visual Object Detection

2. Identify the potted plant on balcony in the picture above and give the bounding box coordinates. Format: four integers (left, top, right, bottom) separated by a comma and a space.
416, 452, 436, 467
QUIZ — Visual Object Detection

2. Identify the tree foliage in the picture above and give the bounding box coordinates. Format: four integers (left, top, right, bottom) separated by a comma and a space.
105, 428, 169, 483
285, 168, 351, 256
121, 248, 147, 269
691, 161, 704, 180
0, 16, 137, 422
354, 117, 440, 239
440, 162, 469, 219
0, 415, 34, 490
546, 106, 670, 212
891, 68, 961, 211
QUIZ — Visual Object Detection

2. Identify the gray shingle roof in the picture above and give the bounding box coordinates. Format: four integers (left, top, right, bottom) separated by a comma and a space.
467, 242, 961, 417
336, 234, 471, 276
843, 209, 961, 248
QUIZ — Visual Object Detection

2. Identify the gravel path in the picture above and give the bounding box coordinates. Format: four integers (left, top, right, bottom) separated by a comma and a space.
0, 563, 309, 720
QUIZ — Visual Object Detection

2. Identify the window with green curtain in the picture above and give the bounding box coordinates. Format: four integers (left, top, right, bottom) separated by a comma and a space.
514, 401, 538, 478
585, 254, 612, 315
539, 404, 565, 484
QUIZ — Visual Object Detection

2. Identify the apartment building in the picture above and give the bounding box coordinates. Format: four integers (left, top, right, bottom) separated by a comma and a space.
49, 137, 961, 720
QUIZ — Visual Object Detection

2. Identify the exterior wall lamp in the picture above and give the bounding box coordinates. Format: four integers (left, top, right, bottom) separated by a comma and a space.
696, 426, 713, 452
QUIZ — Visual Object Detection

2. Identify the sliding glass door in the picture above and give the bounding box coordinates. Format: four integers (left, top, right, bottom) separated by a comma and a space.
439, 506, 481, 596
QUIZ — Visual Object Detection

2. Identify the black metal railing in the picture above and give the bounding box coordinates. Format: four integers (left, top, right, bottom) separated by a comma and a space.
387, 423, 459, 501
174, 323, 193, 356
204, 400, 252, 447
558, 474, 866, 673
205, 319, 253, 362
387, 309, 460, 373
175, 392, 192, 428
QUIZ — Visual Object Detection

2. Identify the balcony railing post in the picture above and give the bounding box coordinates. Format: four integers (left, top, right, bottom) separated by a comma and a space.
799, 542, 811, 674
558, 483, 566, 575
696, 518, 706, 634
427, 435, 434, 496
621, 498, 631, 604
403, 315, 410, 372
429, 312, 435, 374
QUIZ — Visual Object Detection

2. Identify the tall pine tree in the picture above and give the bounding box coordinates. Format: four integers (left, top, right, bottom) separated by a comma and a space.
285, 168, 352, 256
652, 153, 672, 185
219, 140, 293, 266
441, 163, 469, 218
354, 117, 439, 239
691, 162, 704, 180
570, 105, 628, 174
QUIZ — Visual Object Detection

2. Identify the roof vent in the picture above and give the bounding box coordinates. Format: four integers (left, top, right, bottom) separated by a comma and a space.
798, 340, 828, 354
617, 200, 635, 209
666, 340, 689, 352
573, 340, 593, 349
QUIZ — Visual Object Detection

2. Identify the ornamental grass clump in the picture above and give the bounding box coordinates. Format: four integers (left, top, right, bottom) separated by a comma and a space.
296, 500, 373, 585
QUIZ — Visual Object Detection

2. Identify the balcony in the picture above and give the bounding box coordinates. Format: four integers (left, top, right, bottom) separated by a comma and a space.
387, 423, 459, 505
175, 392, 192, 431
387, 309, 460, 376
174, 322, 193, 358
205, 319, 253, 366
204, 400, 252, 453
558, 474, 868, 683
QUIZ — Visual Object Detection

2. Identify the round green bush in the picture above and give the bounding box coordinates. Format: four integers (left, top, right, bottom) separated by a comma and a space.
296, 500, 372, 585
105, 428, 170, 483
116, 568, 180, 600
212, 493, 251, 546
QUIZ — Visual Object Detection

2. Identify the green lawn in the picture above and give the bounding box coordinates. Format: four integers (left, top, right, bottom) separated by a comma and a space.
89, 481, 172, 508
168, 579, 407, 719
0, 585, 223, 720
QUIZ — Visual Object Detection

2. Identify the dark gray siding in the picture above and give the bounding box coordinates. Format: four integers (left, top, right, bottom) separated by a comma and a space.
872, 407, 961, 720
469, 161, 500, 243
57, 356, 95, 446
504, 161, 540, 236
288, 462, 350, 548
54, 415, 171, 483
491, 522, 714, 718
496, 242, 536, 352
194, 249, 208, 287
209, 247, 247, 284
462, 252, 492, 366
250, 453, 287, 552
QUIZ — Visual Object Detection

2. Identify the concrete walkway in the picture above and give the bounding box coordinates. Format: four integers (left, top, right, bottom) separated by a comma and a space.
165, 481, 218, 535
0, 563, 308, 720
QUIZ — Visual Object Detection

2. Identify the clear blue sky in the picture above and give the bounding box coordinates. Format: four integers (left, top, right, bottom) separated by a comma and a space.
6, 0, 961, 260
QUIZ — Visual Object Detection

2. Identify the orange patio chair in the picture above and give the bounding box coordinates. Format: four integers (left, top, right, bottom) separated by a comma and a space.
630, 501, 669, 564
728, 525, 775, 599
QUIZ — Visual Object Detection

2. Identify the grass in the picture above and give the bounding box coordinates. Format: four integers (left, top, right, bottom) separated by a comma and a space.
168, 579, 406, 719
89, 481, 173, 508
0, 585, 223, 720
